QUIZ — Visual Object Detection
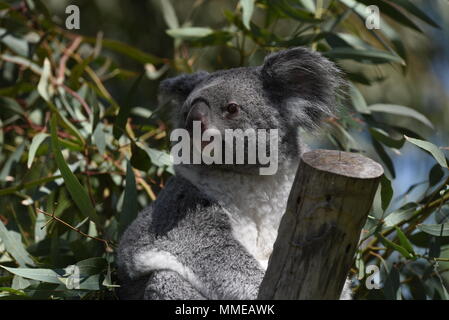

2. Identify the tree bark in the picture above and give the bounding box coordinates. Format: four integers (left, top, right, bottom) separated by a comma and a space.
258, 149, 383, 300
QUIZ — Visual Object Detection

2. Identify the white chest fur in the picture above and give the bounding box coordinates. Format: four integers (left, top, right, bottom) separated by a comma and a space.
176, 164, 297, 270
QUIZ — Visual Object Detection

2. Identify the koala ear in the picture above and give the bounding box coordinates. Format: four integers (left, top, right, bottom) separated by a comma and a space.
159, 71, 209, 106
261, 47, 343, 129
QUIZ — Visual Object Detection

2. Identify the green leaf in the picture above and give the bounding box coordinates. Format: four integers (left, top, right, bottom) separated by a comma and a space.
92, 123, 106, 154
0, 258, 106, 291
369, 104, 433, 129
27, 133, 49, 169
300, 0, 315, 12
435, 205, 449, 225
377, 233, 414, 259
417, 223, 449, 237
349, 83, 370, 114
119, 161, 138, 237
272, 0, 321, 22
140, 144, 174, 174
0, 141, 25, 181
392, 0, 440, 29
0, 287, 26, 296
429, 164, 444, 187
380, 175, 393, 212
404, 136, 448, 168
0, 54, 42, 75
0, 97, 25, 115
38, 60, 85, 145
83, 38, 163, 65
324, 48, 405, 65
130, 141, 151, 171
37, 58, 52, 102
159, 0, 179, 29
241, 0, 255, 29
75, 257, 107, 275
383, 265, 401, 300
372, 138, 395, 179
50, 115, 99, 224
355, 0, 422, 33
0, 221, 35, 267
113, 72, 144, 139
0, 28, 29, 57
409, 231, 449, 248
167, 27, 214, 40
330, 121, 359, 151
429, 236, 441, 259
370, 128, 405, 149
188, 30, 234, 47
395, 226, 415, 256
0, 267, 62, 285
384, 203, 417, 227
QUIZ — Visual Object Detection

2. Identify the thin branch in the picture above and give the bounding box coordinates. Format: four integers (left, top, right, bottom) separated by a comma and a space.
57, 36, 82, 85
0, 52, 92, 116
61, 84, 92, 116
36, 208, 113, 250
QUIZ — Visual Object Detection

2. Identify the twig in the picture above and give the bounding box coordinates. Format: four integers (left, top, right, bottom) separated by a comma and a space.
36, 208, 112, 250
0, 52, 92, 116
362, 181, 449, 261
57, 36, 82, 85
61, 84, 92, 115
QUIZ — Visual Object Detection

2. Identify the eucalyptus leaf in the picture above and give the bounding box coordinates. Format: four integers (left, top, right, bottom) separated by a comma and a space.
384, 203, 418, 227
159, 0, 179, 29
50, 115, 99, 224
83, 38, 163, 64
369, 104, 433, 129
167, 27, 213, 40
27, 133, 49, 169
118, 161, 138, 237
37, 58, 52, 102
349, 83, 370, 114
378, 233, 414, 259
0, 221, 35, 267
404, 136, 448, 168
394, 226, 415, 256
92, 123, 106, 154
380, 175, 393, 212
0, 258, 106, 291
429, 164, 444, 187
241, 0, 255, 29
388, 0, 440, 29
417, 223, 449, 237
325, 48, 405, 65
0, 28, 29, 57
370, 128, 405, 149
0, 142, 26, 181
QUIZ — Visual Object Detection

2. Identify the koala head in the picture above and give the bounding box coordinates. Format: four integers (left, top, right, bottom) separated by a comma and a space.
160, 47, 343, 173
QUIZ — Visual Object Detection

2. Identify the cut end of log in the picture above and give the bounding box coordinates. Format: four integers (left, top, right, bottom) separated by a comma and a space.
302, 149, 384, 179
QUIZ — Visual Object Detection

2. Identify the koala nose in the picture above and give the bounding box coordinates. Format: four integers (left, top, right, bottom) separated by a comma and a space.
186, 101, 209, 133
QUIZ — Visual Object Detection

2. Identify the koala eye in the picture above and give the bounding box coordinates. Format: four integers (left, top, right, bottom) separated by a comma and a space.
226, 102, 239, 115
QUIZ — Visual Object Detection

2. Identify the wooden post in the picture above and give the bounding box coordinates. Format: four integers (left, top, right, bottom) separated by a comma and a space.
258, 150, 384, 300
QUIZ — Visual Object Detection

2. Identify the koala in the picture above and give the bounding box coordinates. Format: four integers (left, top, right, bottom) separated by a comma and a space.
116, 47, 345, 299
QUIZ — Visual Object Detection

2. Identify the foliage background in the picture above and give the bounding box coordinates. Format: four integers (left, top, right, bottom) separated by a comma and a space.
0, 0, 448, 299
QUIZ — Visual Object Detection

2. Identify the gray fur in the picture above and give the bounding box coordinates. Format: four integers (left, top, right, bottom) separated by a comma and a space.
117, 47, 344, 299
